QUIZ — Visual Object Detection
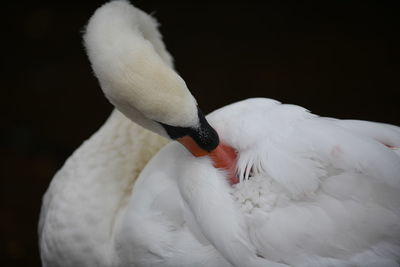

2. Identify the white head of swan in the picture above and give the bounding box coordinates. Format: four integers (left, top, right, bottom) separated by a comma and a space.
83, 1, 238, 184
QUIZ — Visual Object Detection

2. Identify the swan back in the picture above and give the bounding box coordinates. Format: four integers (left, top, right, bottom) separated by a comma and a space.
123, 98, 400, 266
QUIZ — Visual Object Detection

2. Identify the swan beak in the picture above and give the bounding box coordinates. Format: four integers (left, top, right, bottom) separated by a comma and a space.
178, 136, 239, 185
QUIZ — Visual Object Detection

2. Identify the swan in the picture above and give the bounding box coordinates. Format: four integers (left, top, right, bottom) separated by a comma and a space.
39, 1, 400, 266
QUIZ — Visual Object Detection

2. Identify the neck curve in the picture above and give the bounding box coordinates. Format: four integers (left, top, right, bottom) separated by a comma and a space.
84, 1, 199, 136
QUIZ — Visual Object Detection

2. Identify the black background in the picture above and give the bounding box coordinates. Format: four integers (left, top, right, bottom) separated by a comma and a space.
2, 1, 399, 266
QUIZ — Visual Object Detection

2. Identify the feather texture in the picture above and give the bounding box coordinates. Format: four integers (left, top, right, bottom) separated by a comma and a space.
112, 98, 400, 266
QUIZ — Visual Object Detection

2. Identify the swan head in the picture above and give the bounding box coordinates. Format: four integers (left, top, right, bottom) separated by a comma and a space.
83, 0, 222, 153
83, 1, 238, 184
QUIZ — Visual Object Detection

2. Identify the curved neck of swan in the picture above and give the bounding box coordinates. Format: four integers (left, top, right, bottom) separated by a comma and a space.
83, 1, 199, 139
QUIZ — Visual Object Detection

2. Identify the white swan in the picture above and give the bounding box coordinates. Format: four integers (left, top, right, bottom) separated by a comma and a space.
39, 1, 400, 267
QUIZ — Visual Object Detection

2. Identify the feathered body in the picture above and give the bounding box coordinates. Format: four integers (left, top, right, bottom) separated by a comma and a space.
39, 1, 400, 267
40, 99, 400, 267
115, 98, 400, 267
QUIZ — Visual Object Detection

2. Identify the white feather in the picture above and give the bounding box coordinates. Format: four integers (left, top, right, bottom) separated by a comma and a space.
105, 98, 400, 266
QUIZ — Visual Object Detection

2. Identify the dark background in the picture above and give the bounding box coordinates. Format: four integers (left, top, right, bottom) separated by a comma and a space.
2, 1, 399, 266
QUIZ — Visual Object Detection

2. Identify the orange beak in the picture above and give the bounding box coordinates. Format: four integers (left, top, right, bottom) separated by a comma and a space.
177, 136, 239, 185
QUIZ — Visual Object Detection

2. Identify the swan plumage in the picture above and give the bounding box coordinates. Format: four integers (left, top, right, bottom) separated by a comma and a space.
119, 98, 400, 267
39, 110, 169, 266
39, 1, 400, 266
